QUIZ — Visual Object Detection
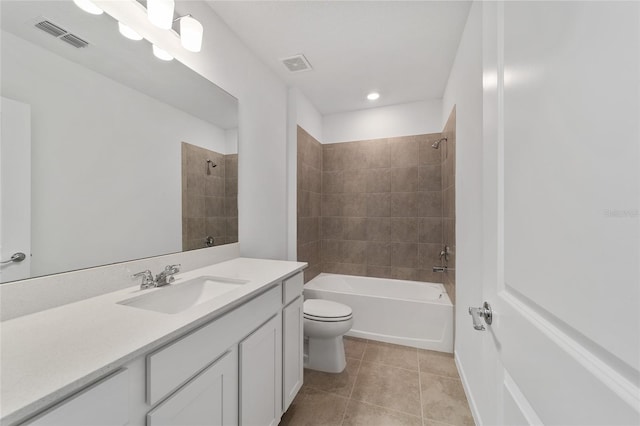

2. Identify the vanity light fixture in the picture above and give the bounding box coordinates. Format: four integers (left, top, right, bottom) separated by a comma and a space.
147, 0, 175, 30
118, 22, 143, 41
178, 15, 204, 53
367, 92, 380, 101
72, 0, 103, 15
152, 44, 174, 61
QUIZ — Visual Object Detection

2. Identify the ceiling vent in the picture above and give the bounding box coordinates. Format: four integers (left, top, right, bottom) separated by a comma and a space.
60, 33, 89, 49
34, 18, 89, 49
35, 20, 67, 37
281, 54, 312, 73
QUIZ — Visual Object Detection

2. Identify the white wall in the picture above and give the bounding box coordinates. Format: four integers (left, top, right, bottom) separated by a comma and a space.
323, 99, 442, 143
97, 0, 290, 260
286, 88, 323, 260
1, 31, 226, 277
440, 2, 485, 424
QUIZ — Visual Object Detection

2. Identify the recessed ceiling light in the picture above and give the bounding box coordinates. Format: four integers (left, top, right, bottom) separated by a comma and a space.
367, 92, 380, 101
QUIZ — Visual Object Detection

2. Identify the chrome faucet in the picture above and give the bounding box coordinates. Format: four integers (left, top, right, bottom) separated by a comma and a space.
155, 264, 181, 287
132, 270, 156, 289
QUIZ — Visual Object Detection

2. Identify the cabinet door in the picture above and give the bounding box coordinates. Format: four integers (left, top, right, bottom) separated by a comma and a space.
282, 296, 303, 411
239, 313, 282, 426
147, 348, 238, 426
26, 370, 129, 426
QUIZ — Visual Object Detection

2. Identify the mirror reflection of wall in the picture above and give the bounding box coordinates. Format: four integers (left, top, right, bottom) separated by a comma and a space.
0, 1, 238, 284
182, 142, 238, 251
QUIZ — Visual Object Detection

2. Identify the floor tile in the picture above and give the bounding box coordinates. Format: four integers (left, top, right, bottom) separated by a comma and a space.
362, 340, 419, 371
418, 349, 459, 379
351, 361, 422, 417
342, 399, 422, 426
344, 337, 367, 360
420, 372, 474, 425
304, 357, 361, 397
279, 388, 348, 426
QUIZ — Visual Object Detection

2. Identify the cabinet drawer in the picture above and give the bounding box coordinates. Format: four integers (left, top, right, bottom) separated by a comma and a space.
25, 369, 129, 426
282, 273, 303, 305
147, 285, 281, 405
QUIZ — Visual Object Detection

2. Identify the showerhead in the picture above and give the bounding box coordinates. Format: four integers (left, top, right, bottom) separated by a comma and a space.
431, 138, 448, 149
206, 159, 217, 168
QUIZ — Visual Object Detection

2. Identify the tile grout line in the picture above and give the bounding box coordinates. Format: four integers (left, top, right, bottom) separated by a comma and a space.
339, 339, 366, 426
417, 348, 426, 425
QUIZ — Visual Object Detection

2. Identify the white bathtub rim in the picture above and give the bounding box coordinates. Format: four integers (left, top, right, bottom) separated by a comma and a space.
305, 273, 453, 306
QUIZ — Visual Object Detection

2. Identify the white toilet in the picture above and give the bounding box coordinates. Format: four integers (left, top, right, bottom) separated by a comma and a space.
303, 299, 353, 373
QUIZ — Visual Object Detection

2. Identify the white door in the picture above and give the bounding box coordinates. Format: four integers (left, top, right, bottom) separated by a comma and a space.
0, 97, 31, 282
239, 313, 282, 426
475, 2, 640, 425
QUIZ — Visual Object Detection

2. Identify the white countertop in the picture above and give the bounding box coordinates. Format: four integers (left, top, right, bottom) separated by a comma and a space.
0, 257, 306, 425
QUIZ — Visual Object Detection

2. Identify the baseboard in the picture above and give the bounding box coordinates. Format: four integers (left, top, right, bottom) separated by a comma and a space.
454, 350, 483, 426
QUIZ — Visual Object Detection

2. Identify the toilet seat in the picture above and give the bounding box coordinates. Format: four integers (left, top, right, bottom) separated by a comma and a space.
304, 299, 353, 322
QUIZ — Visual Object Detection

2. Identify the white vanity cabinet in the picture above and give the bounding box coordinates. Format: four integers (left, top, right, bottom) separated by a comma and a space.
239, 314, 282, 426
24, 369, 130, 426
12, 270, 305, 426
281, 274, 304, 411
147, 349, 238, 426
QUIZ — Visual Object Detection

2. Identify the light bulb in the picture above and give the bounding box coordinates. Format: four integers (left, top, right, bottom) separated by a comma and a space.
147, 0, 175, 30
180, 16, 203, 53
152, 45, 174, 61
73, 0, 103, 15
118, 22, 142, 41
367, 92, 380, 101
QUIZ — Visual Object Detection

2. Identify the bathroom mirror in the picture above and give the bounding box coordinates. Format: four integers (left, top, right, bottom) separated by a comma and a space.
0, 1, 238, 284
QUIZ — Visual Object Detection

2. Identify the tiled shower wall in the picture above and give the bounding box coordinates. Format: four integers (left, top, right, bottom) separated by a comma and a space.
297, 127, 323, 282
182, 142, 238, 251
321, 133, 446, 283
441, 108, 456, 302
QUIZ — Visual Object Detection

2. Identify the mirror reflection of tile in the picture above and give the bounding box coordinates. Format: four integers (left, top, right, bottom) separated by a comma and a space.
182, 142, 238, 250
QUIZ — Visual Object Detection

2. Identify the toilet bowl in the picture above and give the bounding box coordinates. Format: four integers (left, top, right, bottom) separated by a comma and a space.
303, 299, 353, 373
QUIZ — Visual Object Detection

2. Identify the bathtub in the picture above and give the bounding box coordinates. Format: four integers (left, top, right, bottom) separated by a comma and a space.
304, 273, 453, 353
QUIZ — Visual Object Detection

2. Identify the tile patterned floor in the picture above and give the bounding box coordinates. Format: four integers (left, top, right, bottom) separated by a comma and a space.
279, 338, 474, 426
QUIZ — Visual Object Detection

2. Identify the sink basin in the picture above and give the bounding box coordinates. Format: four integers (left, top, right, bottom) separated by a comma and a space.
118, 276, 250, 314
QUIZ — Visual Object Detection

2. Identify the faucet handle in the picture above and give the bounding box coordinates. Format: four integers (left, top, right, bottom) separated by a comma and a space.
132, 270, 155, 289
165, 264, 181, 274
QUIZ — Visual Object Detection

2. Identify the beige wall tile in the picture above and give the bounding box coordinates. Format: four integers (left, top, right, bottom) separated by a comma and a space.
365, 168, 391, 193
390, 193, 419, 217
418, 165, 442, 192
344, 169, 368, 193
390, 167, 419, 192
389, 137, 419, 167
344, 193, 368, 217
366, 265, 392, 279
418, 192, 442, 218
419, 218, 443, 244
366, 218, 391, 241
366, 242, 391, 266
390, 218, 420, 243
344, 217, 368, 240
390, 243, 419, 268
366, 193, 391, 217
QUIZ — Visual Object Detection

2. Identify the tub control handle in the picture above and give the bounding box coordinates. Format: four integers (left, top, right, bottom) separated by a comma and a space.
468, 302, 492, 331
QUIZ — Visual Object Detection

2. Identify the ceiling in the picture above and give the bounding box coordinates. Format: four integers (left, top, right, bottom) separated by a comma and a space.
207, 1, 472, 115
